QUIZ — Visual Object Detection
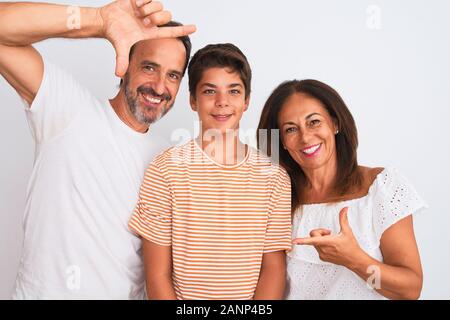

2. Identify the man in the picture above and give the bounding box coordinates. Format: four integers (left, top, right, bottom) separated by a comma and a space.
0, 0, 195, 299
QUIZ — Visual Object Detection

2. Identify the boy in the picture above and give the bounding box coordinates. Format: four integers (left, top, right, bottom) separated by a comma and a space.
129, 44, 292, 300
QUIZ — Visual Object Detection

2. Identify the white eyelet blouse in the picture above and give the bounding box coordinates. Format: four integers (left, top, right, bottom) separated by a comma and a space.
286, 167, 427, 300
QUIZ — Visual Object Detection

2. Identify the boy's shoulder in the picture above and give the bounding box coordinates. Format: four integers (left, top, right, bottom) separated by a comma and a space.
249, 147, 290, 180
151, 139, 195, 167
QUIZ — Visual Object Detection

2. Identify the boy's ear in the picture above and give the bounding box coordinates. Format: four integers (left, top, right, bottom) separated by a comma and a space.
190, 95, 198, 112
244, 97, 250, 112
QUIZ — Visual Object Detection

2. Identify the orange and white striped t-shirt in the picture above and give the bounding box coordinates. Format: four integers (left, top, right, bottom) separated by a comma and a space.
129, 140, 292, 300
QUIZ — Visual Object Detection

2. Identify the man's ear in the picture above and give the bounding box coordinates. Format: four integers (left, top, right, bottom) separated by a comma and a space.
190, 95, 198, 112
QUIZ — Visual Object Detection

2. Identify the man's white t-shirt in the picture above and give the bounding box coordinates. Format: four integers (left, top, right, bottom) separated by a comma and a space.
12, 59, 167, 299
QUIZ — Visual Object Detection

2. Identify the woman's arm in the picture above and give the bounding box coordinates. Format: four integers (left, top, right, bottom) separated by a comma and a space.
349, 215, 423, 300
293, 208, 423, 300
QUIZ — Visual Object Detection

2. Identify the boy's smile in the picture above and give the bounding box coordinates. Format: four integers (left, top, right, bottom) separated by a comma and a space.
190, 67, 249, 134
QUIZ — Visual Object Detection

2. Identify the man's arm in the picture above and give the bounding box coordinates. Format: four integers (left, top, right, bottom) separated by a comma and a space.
0, 2, 103, 46
0, 44, 42, 105
0, 1, 195, 104
253, 251, 286, 300
0, 3, 102, 104
142, 239, 177, 300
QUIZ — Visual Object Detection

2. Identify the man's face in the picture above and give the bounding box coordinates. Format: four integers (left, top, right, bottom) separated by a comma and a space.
122, 38, 186, 125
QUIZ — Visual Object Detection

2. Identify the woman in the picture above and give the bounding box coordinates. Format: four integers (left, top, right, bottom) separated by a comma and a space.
257, 80, 426, 300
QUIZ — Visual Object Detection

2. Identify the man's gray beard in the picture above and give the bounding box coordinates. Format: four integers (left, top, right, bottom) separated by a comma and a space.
124, 78, 174, 125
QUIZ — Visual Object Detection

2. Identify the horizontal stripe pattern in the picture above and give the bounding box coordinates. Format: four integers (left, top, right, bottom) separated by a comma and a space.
129, 140, 292, 300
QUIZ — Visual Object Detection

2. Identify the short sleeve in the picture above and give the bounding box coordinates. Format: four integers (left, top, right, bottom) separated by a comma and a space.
128, 160, 173, 246
24, 58, 93, 144
263, 166, 293, 253
372, 168, 427, 240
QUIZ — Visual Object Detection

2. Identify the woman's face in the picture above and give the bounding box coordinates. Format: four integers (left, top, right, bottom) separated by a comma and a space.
278, 93, 338, 172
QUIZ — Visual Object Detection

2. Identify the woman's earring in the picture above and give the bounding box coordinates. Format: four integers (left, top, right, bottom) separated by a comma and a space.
335, 130, 339, 135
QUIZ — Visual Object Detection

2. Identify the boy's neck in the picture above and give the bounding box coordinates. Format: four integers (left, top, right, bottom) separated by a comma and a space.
197, 129, 248, 166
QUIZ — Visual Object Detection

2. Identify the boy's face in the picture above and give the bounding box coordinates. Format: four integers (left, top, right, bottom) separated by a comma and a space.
190, 67, 249, 134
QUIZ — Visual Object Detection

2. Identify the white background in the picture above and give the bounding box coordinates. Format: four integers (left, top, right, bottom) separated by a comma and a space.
1, 0, 449, 299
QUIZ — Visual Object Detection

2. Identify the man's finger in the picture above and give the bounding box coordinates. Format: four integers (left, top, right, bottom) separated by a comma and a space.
339, 207, 351, 234
147, 10, 172, 26
310, 229, 331, 238
138, 1, 163, 18
148, 24, 197, 39
135, 0, 153, 8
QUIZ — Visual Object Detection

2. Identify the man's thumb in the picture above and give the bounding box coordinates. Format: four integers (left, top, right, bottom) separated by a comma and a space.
115, 45, 130, 78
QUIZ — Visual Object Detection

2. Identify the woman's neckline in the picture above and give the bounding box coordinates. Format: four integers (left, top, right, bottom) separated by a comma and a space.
301, 167, 388, 207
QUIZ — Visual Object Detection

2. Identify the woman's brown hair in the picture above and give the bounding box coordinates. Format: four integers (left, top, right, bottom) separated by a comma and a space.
257, 80, 362, 212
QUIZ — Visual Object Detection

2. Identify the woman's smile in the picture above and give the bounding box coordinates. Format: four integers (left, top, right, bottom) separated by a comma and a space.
300, 143, 322, 158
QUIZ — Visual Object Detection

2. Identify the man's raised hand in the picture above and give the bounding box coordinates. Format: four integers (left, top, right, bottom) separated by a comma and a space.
99, 0, 196, 77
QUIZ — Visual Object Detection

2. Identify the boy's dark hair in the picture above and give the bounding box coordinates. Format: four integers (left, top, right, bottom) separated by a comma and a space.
188, 43, 252, 99
120, 21, 192, 86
